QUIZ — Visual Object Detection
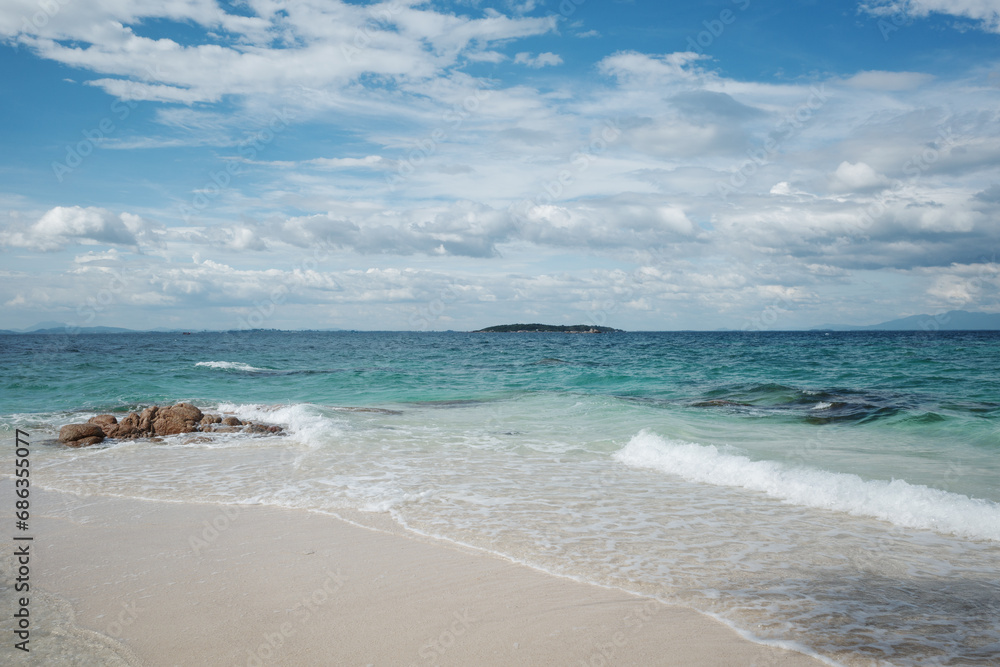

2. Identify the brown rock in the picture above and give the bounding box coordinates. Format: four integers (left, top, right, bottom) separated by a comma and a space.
199, 414, 220, 426
138, 406, 159, 433
152, 403, 204, 435
106, 412, 143, 438
88, 414, 118, 426
170, 402, 204, 421
66, 435, 104, 448
246, 423, 282, 434
221, 416, 242, 426
59, 423, 106, 445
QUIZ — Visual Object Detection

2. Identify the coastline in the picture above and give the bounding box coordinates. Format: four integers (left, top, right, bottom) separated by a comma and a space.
7, 484, 828, 666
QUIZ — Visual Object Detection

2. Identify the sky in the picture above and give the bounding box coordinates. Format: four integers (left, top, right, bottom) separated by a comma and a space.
1, 0, 999, 332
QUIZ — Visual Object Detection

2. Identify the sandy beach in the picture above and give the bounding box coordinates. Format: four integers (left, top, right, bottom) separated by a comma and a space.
2, 483, 828, 666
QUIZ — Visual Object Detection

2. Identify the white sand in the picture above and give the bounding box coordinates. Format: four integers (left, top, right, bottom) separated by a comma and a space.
7, 485, 828, 666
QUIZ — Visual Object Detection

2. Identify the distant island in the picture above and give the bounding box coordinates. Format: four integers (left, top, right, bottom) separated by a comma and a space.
473, 324, 623, 333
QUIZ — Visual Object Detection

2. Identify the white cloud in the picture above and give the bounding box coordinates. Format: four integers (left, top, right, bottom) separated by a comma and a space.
1, 206, 144, 251
598, 51, 708, 85
73, 248, 123, 263
3, 0, 1000, 331
829, 161, 892, 192
2, 1, 557, 105
513, 51, 563, 68
859, 0, 1000, 34
843, 70, 934, 90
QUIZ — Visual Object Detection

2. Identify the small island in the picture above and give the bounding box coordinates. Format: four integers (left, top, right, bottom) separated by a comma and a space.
473, 323, 623, 333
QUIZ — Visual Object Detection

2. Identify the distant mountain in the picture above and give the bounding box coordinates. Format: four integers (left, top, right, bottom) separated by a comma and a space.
812, 310, 1000, 331
0, 324, 343, 334
23, 320, 69, 331
0, 322, 180, 334
24, 325, 138, 334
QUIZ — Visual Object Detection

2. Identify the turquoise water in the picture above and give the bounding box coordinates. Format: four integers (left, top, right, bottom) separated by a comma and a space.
2, 330, 999, 665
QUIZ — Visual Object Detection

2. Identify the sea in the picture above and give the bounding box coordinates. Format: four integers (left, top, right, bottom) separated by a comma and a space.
1, 330, 998, 666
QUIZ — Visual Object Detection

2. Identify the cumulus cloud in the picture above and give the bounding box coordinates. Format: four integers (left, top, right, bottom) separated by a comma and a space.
1, 206, 145, 251
3, 0, 1000, 330
828, 161, 892, 192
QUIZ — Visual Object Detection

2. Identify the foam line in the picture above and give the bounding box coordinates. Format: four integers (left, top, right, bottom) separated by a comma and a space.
614, 430, 1000, 542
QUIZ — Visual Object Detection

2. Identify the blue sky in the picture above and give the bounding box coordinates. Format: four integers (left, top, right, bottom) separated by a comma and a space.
1, 0, 999, 331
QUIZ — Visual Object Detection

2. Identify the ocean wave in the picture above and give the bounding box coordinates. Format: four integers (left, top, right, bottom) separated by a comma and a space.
215, 402, 344, 448
195, 361, 266, 372
614, 430, 1000, 542
195, 361, 347, 377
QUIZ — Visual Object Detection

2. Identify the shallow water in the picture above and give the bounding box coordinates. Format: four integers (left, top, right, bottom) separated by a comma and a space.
2, 330, 998, 665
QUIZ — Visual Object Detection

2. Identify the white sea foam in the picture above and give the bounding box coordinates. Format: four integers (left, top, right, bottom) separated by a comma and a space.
614, 430, 1000, 542
215, 402, 344, 448
195, 361, 264, 372
810, 401, 832, 410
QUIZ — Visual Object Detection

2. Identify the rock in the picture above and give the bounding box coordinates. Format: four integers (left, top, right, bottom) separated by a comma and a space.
66, 435, 105, 448
69, 403, 282, 441
106, 412, 143, 438
59, 423, 106, 446
170, 402, 203, 421
246, 423, 283, 434
88, 414, 118, 426
152, 403, 203, 436
138, 406, 159, 434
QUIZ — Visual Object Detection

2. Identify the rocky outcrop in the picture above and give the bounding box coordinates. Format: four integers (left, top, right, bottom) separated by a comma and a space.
60, 403, 283, 447
59, 423, 106, 447
152, 402, 204, 435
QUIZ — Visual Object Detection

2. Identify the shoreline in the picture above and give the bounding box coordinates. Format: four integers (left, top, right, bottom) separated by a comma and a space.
5, 484, 829, 666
